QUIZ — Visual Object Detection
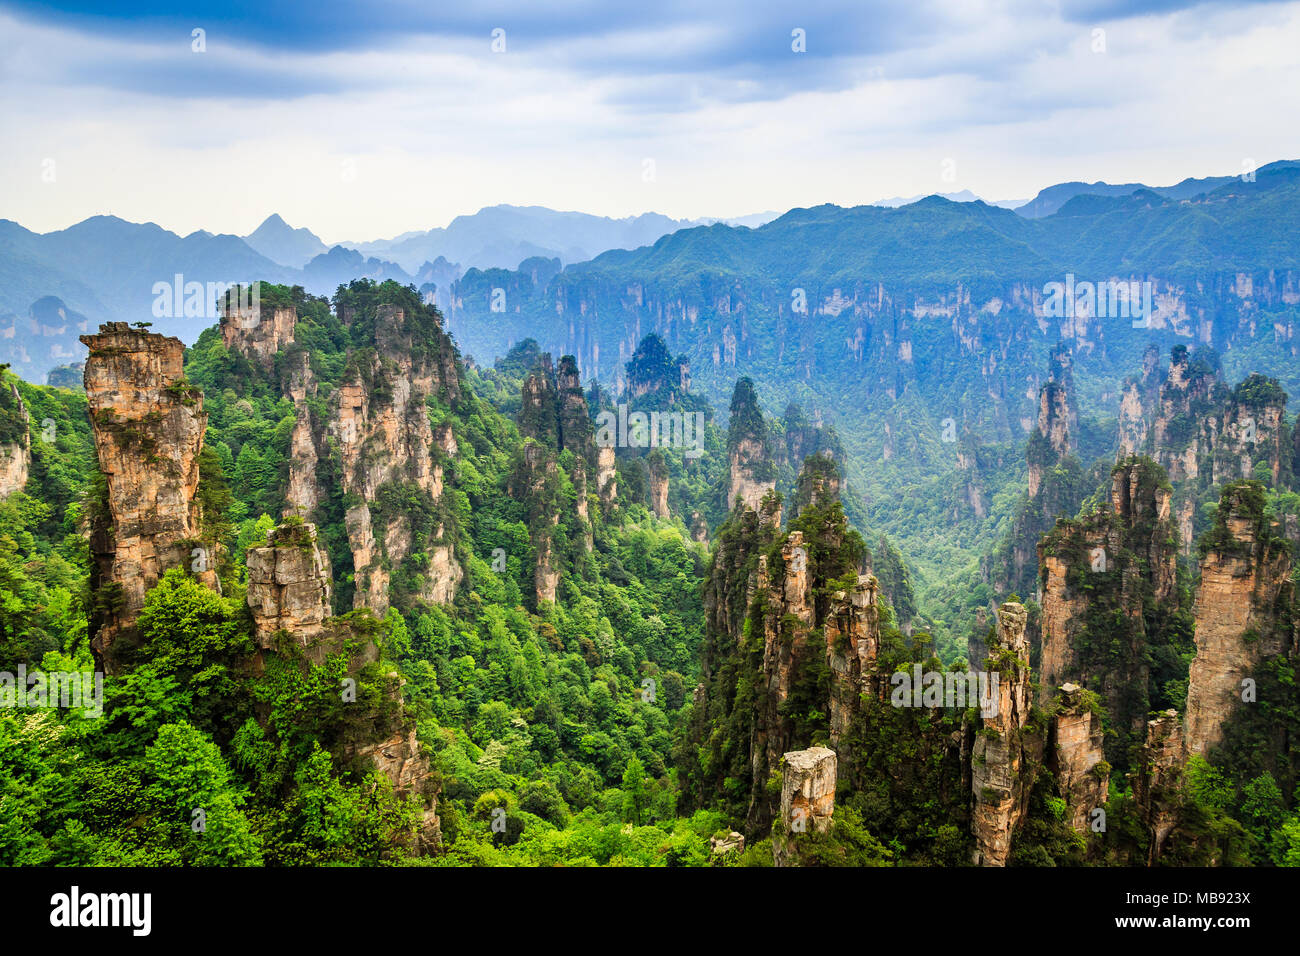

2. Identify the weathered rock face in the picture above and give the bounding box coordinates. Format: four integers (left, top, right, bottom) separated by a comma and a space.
220, 301, 297, 369
0, 382, 30, 497
826, 574, 880, 748
1048, 683, 1109, 834
728, 436, 774, 512
596, 445, 617, 508
554, 355, 593, 456
330, 304, 461, 614
726, 378, 775, 512
971, 602, 1035, 866
793, 451, 841, 517
510, 440, 563, 605
648, 453, 669, 518
518, 355, 559, 446
245, 518, 440, 853
1037, 459, 1178, 764
348, 722, 442, 852
1185, 483, 1295, 756
245, 522, 333, 656
1133, 710, 1187, 864
1030, 381, 1073, 498
80, 323, 219, 673
284, 404, 321, 517
1140, 347, 1290, 550
773, 746, 837, 867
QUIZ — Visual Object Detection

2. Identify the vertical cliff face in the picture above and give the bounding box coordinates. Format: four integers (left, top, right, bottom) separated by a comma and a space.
1048, 683, 1109, 834
971, 602, 1036, 866
772, 746, 837, 867
1142, 346, 1290, 551
245, 518, 440, 853
648, 451, 670, 519
1133, 710, 1188, 864
554, 355, 594, 456
0, 381, 31, 498
1185, 481, 1296, 756
330, 304, 462, 614
726, 378, 775, 511
1029, 382, 1073, 498
1037, 458, 1180, 766
510, 441, 563, 605
825, 573, 880, 748
689, 454, 876, 834
1117, 344, 1164, 458
80, 323, 219, 673
511, 352, 606, 603
245, 521, 334, 657
220, 301, 297, 370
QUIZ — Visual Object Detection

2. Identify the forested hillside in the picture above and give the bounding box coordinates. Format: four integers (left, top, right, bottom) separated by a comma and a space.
3, 252, 1300, 868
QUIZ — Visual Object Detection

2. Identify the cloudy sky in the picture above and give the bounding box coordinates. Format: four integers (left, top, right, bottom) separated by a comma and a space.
1, 0, 1297, 242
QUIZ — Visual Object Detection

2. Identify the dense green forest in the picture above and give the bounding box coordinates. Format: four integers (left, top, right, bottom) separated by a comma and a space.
3, 277, 1300, 868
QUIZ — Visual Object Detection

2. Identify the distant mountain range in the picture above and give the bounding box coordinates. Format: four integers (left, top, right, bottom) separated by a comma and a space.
2, 161, 1297, 384
332, 206, 781, 273
872, 190, 1027, 210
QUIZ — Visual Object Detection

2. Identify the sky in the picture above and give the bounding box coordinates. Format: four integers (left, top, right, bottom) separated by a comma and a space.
1, 0, 1298, 242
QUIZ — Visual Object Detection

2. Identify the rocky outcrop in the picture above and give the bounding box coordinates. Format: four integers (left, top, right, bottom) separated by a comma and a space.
1117, 345, 1164, 457
330, 303, 461, 613
80, 323, 219, 673
510, 441, 563, 605
1048, 683, 1109, 834
596, 445, 617, 508
245, 521, 334, 658
726, 378, 775, 512
728, 437, 774, 512
347, 722, 441, 853
773, 746, 837, 867
826, 574, 881, 748
1133, 710, 1187, 865
1037, 458, 1179, 765
1029, 383, 1073, 498
220, 300, 297, 370
0, 381, 30, 497
245, 517, 439, 853
971, 602, 1036, 866
648, 452, 669, 518
1142, 346, 1290, 550
1185, 482, 1296, 756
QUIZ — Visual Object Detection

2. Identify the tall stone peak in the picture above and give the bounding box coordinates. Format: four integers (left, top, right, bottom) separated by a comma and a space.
971, 600, 1034, 866
1185, 480, 1296, 756
726, 377, 774, 512
242, 518, 440, 854
79, 322, 219, 673
773, 746, 837, 866
792, 452, 841, 516
1037, 457, 1178, 766
219, 290, 297, 370
326, 297, 463, 614
245, 521, 335, 658
626, 333, 689, 400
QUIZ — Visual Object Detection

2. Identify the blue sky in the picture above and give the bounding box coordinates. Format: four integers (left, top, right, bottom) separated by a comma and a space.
1, 0, 1297, 240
